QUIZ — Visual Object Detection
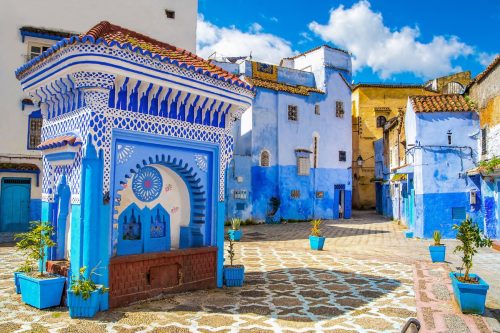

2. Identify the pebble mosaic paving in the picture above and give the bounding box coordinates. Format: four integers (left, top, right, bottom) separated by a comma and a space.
0, 244, 416, 332
1, 211, 498, 333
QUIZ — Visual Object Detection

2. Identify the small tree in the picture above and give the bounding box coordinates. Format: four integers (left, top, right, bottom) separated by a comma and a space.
310, 219, 322, 237
15, 221, 56, 277
453, 217, 492, 282
226, 236, 235, 266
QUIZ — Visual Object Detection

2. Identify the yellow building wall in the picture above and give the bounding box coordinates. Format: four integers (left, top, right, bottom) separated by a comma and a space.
479, 96, 500, 128
351, 86, 436, 209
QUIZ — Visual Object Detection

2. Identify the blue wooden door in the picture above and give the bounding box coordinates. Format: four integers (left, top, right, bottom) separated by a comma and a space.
0, 178, 31, 232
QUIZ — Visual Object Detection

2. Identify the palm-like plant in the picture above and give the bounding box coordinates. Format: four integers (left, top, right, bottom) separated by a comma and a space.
230, 218, 241, 231
310, 219, 322, 237
433, 230, 442, 246
453, 217, 492, 282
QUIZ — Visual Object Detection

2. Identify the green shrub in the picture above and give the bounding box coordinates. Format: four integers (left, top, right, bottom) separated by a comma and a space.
70, 266, 109, 300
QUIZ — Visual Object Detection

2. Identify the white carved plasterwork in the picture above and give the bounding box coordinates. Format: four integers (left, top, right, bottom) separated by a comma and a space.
41, 101, 237, 202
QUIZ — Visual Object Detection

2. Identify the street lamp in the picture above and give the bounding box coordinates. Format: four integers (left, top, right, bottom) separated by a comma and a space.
356, 155, 364, 167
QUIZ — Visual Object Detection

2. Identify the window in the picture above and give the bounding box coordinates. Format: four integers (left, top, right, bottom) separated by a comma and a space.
452, 207, 466, 220
288, 105, 298, 121
234, 190, 247, 200
236, 203, 246, 210
165, 9, 175, 19
336, 101, 344, 118
291, 190, 300, 199
316, 191, 324, 199
339, 151, 346, 162
376, 116, 387, 128
314, 104, 320, 115
28, 112, 42, 149
297, 156, 310, 175
313, 137, 318, 168
481, 127, 488, 155
27, 43, 50, 61
260, 150, 270, 167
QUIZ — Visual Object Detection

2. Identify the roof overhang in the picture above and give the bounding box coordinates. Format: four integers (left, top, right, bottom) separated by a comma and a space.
18, 45, 253, 111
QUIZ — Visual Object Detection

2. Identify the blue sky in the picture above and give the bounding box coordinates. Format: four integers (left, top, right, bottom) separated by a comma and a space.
198, 0, 498, 83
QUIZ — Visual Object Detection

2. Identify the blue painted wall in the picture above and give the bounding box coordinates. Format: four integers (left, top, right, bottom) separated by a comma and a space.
224, 47, 353, 221
480, 177, 499, 239
405, 102, 481, 238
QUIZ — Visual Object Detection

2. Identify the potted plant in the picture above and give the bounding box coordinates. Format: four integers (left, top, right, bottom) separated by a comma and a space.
228, 218, 242, 241
309, 219, 326, 250
15, 221, 66, 309
67, 266, 108, 318
223, 236, 244, 287
13, 259, 34, 294
450, 217, 492, 314
429, 230, 446, 262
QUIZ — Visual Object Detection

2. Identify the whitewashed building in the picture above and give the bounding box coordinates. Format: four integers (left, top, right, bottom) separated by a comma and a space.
0, 0, 197, 238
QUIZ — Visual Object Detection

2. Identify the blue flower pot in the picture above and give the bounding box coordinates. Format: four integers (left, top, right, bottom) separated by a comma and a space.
309, 235, 326, 250
228, 229, 242, 241
14, 272, 22, 294
405, 231, 414, 238
67, 288, 101, 318
450, 272, 489, 315
429, 245, 446, 262
18, 273, 65, 309
223, 265, 245, 287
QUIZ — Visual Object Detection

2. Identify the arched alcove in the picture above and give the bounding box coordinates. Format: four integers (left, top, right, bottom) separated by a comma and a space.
113, 154, 207, 254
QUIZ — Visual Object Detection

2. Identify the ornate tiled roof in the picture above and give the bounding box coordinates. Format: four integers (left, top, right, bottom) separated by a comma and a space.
409, 94, 476, 113
16, 21, 253, 91
475, 54, 500, 83
37, 135, 82, 150
246, 77, 324, 96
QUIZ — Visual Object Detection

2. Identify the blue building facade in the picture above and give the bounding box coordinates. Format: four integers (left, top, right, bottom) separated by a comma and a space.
403, 95, 481, 238
218, 46, 353, 221
16, 22, 252, 310
374, 138, 392, 218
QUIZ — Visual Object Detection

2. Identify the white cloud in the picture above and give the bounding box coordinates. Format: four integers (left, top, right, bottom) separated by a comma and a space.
249, 23, 263, 33
197, 15, 295, 64
477, 52, 497, 67
308, 0, 474, 79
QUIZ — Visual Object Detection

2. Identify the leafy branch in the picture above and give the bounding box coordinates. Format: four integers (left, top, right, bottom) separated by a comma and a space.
15, 221, 56, 276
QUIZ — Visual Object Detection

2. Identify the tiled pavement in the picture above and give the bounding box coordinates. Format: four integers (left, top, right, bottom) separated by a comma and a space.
0, 210, 498, 332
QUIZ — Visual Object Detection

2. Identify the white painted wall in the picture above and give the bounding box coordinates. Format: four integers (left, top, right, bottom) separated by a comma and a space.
0, 0, 197, 161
